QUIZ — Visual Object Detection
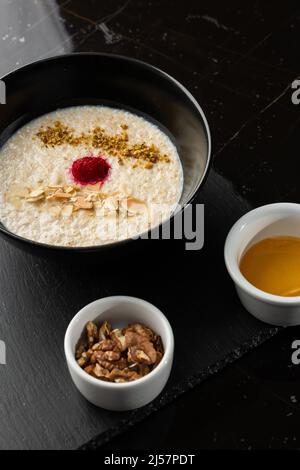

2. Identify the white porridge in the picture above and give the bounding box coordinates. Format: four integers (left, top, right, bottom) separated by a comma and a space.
0, 106, 183, 246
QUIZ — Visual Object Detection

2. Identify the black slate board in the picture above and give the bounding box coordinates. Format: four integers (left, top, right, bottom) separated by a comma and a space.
0, 169, 277, 449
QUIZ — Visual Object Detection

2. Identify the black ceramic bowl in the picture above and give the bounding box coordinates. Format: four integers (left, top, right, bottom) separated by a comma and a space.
0, 53, 211, 258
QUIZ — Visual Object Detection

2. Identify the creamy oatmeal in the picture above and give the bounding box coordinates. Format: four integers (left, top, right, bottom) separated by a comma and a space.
0, 106, 183, 246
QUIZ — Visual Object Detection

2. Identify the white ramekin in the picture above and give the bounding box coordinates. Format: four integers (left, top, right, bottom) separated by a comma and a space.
64, 296, 174, 411
224, 203, 300, 326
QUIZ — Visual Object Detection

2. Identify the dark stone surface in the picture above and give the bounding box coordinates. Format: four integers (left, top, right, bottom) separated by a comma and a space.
100, 326, 300, 450
0, 0, 299, 450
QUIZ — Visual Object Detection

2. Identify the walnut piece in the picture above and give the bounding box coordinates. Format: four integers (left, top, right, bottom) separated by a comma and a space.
125, 323, 154, 341
98, 320, 112, 341
124, 331, 157, 364
110, 328, 127, 351
75, 319, 164, 383
86, 321, 98, 347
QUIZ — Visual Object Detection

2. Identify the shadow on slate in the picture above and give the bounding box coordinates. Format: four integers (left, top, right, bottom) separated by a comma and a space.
0, 169, 278, 450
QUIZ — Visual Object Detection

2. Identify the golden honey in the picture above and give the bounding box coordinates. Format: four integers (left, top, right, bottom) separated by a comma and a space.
240, 236, 300, 297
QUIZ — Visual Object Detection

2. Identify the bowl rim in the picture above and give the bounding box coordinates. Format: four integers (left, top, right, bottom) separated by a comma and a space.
224, 202, 300, 305
0, 52, 211, 252
64, 295, 174, 389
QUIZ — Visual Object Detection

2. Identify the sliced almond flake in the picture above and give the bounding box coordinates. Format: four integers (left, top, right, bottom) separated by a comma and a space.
74, 197, 93, 210
64, 186, 75, 193
54, 191, 72, 199
9, 185, 29, 198
61, 204, 73, 217
85, 193, 98, 202
26, 195, 44, 202
44, 187, 52, 194
6, 194, 22, 209
47, 185, 63, 189
5, 193, 12, 202
28, 188, 45, 198
102, 196, 119, 212
97, 192, 109, 200
46, 192, 72, 200
48, 206, 61, 217
84, 184, 101, 192
126, 197, 147, 215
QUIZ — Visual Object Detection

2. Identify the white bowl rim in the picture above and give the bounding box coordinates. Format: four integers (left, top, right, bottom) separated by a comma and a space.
224, 202, 300, 306
64, 296, 174, 389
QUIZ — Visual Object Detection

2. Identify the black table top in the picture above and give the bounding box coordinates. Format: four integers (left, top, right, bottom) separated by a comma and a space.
0, 0, 300, 450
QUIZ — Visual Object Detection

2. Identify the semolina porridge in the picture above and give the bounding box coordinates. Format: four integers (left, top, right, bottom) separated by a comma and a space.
0, 106, 183, 246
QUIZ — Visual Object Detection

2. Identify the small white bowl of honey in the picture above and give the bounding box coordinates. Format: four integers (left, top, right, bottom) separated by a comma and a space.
225, 203, 300, 326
